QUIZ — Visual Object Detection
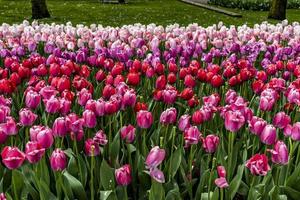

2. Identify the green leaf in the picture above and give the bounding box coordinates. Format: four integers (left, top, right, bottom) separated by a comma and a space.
286, 163, 300, 191
169, 147, 182, 179
63, 171, 87, 200
280, 186, 300, 200
11, 170, 25, 200
195, 169, 210, 199
100, 160, 116, 190
39, 180, 57, 200
228, 164, 244, 199
110, 133, 120, 163
165, 188, 181, 200
200, 192, 213, 200
100, 190, 118, 200
212, 187, 219, 200
149, 181, 165, 200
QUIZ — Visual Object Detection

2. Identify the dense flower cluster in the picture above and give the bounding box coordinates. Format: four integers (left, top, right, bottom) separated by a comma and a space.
0, 20, 299, 199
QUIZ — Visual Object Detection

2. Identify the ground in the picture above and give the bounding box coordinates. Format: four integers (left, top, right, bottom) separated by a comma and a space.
0, 0, 299, 26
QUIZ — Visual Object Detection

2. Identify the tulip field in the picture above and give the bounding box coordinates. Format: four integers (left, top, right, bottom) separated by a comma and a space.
0, 20, 300, 200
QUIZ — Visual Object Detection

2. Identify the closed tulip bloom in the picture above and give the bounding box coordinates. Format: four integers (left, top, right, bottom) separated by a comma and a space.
259, 89, 277, 111
224, 110, 245, 132
39, 86, 58, 100
283, 124, 292, 137
0, 193, 6, 200
122, 89, 136, 108
162, 88, 177, 104
145, 146, 165, 169
245, 154, 271, 176
136, 110, 153, 129
115, 164, 132, 186
0, 116, 18, 135
85, 138, 100, 156
36, 127, 54, 149
215, 177, 229, 188
19, 108, 38, 126
59, 98, 71, 115
287, 88, 300, 105
260, 124, 277, 145
66, 114, 84, 133
178, 114, 191, 131
150, 168, 165, 183
192, 110, 204, 125
44, 96, 60, 114
0, 128, 8, 144
77, 88, 92, 106
273, 112, 291, 129
270, 140, 289, 165
52, 117, 68, 137
83, 110, 97, 128
95, 98, 105, 117
93, 130, 108, 146
1, 146, 25, 169
25, 90, 41, 109
30, 125, 44, 141
248, 116, 267, 136
160, 107, 177, 125
225, 89, 238, 104
217, 166, 226, 178
120, 125, 136, 143
184, 126, 201, 146
291, 122, 300, 141
25, 141, 45, 164
50, 149, 67, 171
202, 134, 220, 153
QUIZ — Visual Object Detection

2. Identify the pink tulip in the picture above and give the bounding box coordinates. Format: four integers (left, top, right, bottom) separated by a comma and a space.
122, 90, 136, 108
52, 117, 68, 137
77, 88, 92, 106
25, 141, 45, 164
0, 116, 18, 136
136, 110, 153, 129
217, 166, 226, 178
0, 128, 8, 144
145, 146, 165, 169
224, 110, 245, 132
19, 108, 37, 126
25, 90, 41, 109
273, 112, 291, 129
84, 138, 100, 156
270, 141, 289, 165
93, 130, 108, 146
115, 164, 132, 186
44, 96, 60, 114
248, 116, 267, 136
59, 98, 71, 115
225, 89, 238, 104
95, 98, 105, 116
260, 124, 277, 145
215, 177, 229, 188
39, 86, 58, 99
36, 127, 54, 149
50, 148, 67, 171
66, 113, 84, 133
83, 110, 97, 128
184, 126, 201, 146
0, 193, 6, 200
291, 122, 300, 141
160, 107, 177, 125
30, 125, 44, 141
1, 146, 25, 169
202, 134, 220, 153
259, 89, 277, 111
162, 88, 177, 104
178, 114, 191, 131
245, 154, 270, 176
283, 124, 292, 137
150, 168, 165, 183
120, 125, 136, 143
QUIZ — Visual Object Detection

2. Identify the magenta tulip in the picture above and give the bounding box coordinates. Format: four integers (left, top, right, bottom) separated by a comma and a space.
44, 96, 60, 114
115, 164, 132, 186
25, 141, 45, 164
120, 125, 136, 143
1, 146, 25, 169
184, 126, 201, 146
52, 117, 68, 137
260, 124, 277, 145
245, 154, 271, 176
25, 90, 41, 109
270, 140, 289, 165
50, 148, 67, 171
136, 110, 153, 129
145, 146, 165, 169
178, 114, 191, 131
83, 110, 97, 128
19, 108, 37, 126
248, 116, 267, 136
93, 130, 108, 146
202, 134, 220, 153
291, 122, 300, 141
84, 138, 100, 156
36, 127, 54, 149
0, 116, 18, 135
224, 110, 245, 132
273, 112, 291, 129
150, 168, 165, 183
215, 177, 229, 188
77, 88, 92, 106
159, 107, 177, 125
0, 128, 8, 144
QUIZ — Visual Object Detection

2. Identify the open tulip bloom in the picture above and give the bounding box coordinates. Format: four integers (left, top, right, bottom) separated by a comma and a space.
0, 20, 300, 199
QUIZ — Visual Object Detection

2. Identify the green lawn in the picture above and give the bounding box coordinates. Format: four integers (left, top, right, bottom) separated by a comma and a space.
0, 0, 299, 26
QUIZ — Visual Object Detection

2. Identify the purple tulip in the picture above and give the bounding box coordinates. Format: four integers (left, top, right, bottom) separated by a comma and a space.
291, 122, 300, 141
248, 116, 267, 136
145, 146, 165, 169
150, 168, 165, 183
122, 89, 136, 108
93, 130, 108, 146
77, 88, 92, 106
224, 110, 245, 132
184, 126, 201, 146
178, 114, 191, 131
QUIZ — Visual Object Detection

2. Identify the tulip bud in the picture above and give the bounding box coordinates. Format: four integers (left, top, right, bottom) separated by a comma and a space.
202, 134, 220, 153
136, 110, 153, 129
270, 140, 289, 165
260, 124, 277, 145
159, 107, 177, 125
50, 149, 67, 171
145, 146, 165, 169
115, 164, 132, 186
120, 125, 136, 143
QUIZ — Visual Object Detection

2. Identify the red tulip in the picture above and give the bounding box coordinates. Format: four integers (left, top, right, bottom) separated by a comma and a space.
246, 154, 270, 176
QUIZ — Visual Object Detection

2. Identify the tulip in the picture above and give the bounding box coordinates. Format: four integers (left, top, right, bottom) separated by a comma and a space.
122, 90, 136, 108
202, 134, 220, 153
127, 72, 140, 86
136, 110, 153, 129
291, 122, 300, 141
273, 112, 291, 129
184, 126, 201, 146
0, 116, 18, 135
60, 98, 71, 115
270, 141, 289, 165
145, 146, 165, 169
85, 139, 100, 156
245, 154, 271, 176
217, 166, 226, 178
19, 108, 38, 126
120, 125, 136, 143
178, 114, 191, 131
149, 168, 165, 183
52, 117, 68, 137
44, 96, 60, 114
36, 127, 54, 149
25, 90, 41, 109
77, 88, 92, 106
1, 146, 25, 169
25, 141, 45, 164
162, 88, 177, 104
50, 148, 67, 171
39, 86, 58, 99
0, 193, 6, 200
95, 98, 105, 117
224, 110, 245, 132
93, 130, 108, 146
259, 89, 277, 111
115, 164, 132, 186
260, 125, 277, 145
159, 107, 177, 125
225, 89, 237, 104
215, 177, 229, 188
192, 110, 204, 125
248, 116, 267, 136
0, 128, 8, 144
83, 110, 97, 128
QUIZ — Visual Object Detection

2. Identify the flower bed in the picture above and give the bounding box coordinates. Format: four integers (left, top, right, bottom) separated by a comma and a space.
0, 20, 299, 199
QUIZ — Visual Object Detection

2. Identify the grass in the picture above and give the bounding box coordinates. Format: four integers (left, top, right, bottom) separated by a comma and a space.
0, 0, 299, 26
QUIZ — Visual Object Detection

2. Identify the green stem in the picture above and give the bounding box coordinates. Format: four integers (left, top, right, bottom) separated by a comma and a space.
90, 155, 95, 200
